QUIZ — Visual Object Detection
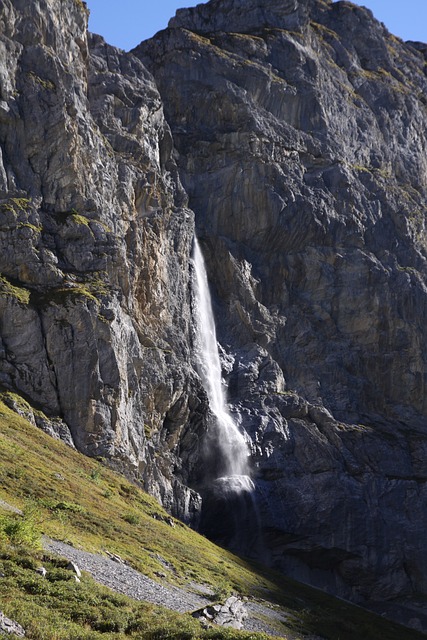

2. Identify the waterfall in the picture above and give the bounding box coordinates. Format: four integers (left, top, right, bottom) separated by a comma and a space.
191, 236, 261, 557
192, 236, 251, 481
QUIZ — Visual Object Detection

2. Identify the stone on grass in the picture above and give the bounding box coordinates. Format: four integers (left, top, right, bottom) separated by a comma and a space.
0, 611, 26, 636
67, 561, 81, 578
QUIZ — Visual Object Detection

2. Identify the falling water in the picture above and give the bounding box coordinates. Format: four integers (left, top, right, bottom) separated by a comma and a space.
192, 237, 260, 555
192, 236, 251, 480
191, 237, 264, 557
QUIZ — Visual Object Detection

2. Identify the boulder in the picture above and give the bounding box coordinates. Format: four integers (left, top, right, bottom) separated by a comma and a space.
0, 611, 25, 636
193, 596, 248, 629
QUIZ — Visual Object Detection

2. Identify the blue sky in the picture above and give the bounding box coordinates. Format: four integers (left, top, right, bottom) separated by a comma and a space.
86, 1, 427, 52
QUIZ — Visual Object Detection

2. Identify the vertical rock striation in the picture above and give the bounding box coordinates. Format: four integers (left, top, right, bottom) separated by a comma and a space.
0, 0, 204, 524
135, 0, 427, 628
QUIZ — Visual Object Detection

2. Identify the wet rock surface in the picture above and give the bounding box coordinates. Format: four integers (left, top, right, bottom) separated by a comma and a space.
1, 0, 427, 632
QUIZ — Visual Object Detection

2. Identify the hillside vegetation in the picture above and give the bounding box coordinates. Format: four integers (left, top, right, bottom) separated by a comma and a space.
0, 398, 425, 640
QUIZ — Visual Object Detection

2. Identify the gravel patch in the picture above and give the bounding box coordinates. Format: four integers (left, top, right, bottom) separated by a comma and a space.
43, 538, 294, 636
0, 492, 306, 639
244, 600, 294, 636
43, 538, 208, 613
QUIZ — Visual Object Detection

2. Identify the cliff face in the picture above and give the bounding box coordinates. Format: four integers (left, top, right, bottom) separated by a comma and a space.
1, 0, 427, 631
135, 0, 427, 625
138, 0, 427, 426
0, 0, 205, 523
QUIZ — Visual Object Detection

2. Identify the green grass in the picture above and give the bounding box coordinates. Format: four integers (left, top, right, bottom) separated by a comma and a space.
0, 399, 425, 640
0, 544, 272, 640
54, 209, 111, 233
73, 0, 89, 13
17, 222, 42, 232
29, 273, 110, 307
35, 284, 100, 305
0, 197, 31, 214
0, 274, 31, 304
0, 400, 275, 594
27, 72, 56, 91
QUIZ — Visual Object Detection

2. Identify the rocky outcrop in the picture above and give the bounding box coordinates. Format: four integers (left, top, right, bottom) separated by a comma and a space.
0, 0, 204, 525
1, 0, 427, 632
192, 596, 248, 629
135, 0, 427, 628
138, 0, 427, 427
0, 611, 25, 637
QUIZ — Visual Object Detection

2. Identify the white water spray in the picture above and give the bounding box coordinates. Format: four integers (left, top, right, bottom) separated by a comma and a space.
192, 237, 252, 483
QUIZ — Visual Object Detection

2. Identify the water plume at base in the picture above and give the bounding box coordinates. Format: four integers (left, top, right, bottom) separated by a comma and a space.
192, 237, 261, 556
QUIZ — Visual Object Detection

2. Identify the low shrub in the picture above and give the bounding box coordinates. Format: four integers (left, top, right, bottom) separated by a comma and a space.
0, 508, 42, 550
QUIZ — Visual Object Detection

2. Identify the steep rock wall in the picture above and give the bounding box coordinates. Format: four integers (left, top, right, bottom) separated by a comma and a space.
136, 0, 427, 628
0, 0, 204, 524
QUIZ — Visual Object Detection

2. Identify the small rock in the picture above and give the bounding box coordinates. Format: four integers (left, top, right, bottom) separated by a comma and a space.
35, 567, 47, 577
73, 575, 81, 583
0, 610, 26, 636
409, 618, 423, 632
192, 596, 248, 630
202, 609, 214, 620
67, 561, 81, 578
105, 551, 125, 564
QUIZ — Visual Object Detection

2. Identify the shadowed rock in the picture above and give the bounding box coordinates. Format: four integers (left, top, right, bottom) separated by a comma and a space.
135, 0, 427, 628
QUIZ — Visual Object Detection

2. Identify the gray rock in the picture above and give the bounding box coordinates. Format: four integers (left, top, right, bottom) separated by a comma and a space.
193, 596, 248, 629
136, 0, 427, 629
67, 561, 81, 578
169, 0, 316, 35
0, 499, 22, 515
0, 0, 205, 526
0, 611, 25, 637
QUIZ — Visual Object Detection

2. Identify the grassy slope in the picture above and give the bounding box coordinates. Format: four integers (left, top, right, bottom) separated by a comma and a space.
0, 398, 424, 640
